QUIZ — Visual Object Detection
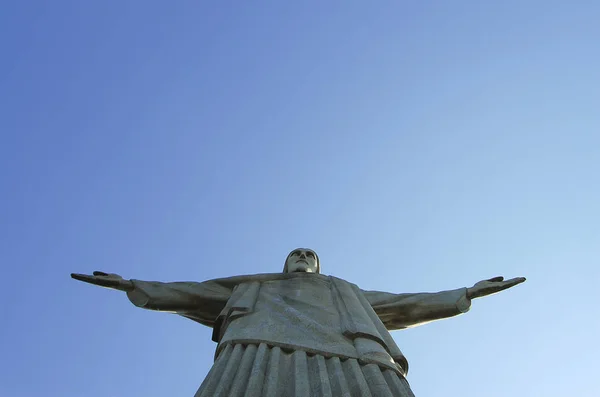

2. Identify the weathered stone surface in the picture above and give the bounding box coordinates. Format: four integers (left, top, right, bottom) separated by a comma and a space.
72, 248, 525, 396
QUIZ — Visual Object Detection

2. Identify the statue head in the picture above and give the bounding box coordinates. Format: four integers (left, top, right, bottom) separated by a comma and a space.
283, 248, 320, 274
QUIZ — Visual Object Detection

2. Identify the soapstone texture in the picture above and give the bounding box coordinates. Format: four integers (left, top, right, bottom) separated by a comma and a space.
72, 248, 525, 396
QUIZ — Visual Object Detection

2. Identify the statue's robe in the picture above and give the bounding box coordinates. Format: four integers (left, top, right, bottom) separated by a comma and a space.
127, 272, 471, 397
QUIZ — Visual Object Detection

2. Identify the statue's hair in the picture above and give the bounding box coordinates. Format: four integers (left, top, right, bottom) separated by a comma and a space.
283, 248, 320, 274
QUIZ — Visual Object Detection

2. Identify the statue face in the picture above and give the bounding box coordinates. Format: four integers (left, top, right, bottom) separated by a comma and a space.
285, 248, 319, 273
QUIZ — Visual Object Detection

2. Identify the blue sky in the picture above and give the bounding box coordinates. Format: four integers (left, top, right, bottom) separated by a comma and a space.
1, 1, 598, 396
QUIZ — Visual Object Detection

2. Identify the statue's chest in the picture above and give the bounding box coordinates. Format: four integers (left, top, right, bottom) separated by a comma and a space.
261, 276, 333, 309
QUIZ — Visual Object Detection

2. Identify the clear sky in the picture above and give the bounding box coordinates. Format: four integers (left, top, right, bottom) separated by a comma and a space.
1, 1, 598, 396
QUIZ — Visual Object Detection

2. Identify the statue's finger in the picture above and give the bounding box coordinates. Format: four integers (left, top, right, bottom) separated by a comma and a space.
493, 278, 526, 292
503, 277, 526, 287
487, 276, 504, 282
71, 273, 97, 283
71, 273, 118, 289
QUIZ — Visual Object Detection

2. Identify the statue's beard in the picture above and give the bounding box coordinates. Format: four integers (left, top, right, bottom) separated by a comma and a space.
285, 259, 317, 273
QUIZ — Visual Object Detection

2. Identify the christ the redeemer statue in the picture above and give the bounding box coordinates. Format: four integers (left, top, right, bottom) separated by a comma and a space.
72, 248, 525, 397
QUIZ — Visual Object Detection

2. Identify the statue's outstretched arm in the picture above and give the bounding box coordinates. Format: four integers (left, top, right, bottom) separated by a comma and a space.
364, 287, 472, 330
71, 271, 236, 327
364, 276, 525, 330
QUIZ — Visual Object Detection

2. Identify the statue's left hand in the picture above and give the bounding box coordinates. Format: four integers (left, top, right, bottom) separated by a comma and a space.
71, 271, 134, 291
467, 276, 526, 299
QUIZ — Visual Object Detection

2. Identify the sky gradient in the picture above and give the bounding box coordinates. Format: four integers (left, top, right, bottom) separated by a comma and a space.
1, 1, 599, 396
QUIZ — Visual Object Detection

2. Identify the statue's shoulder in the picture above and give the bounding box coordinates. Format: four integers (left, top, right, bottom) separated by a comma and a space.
209, 272, 299, 284
207, 273, 282, 284
326, 275, 361, 290
209, 273, 353, 287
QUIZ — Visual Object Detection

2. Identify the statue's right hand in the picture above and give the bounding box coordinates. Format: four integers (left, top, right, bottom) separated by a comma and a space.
71, 271, 134, 291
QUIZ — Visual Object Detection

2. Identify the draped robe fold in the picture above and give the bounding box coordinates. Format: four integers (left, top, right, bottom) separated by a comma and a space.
126, 273, 471, 396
